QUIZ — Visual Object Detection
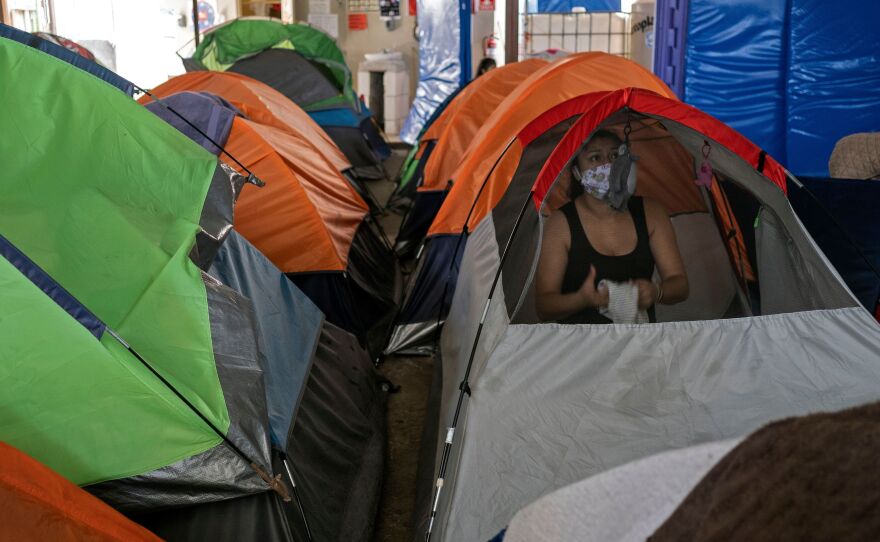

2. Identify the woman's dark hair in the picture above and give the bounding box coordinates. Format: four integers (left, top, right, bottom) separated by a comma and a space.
476, 58, 497, 76
568, 129, 624, 199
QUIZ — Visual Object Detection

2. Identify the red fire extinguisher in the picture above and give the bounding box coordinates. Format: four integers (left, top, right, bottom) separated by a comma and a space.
484, 32, 499, 60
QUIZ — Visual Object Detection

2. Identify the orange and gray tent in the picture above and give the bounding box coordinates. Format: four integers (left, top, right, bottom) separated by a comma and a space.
149, 71, 350, 172
141, 91, 399, 358
145, 71, 383, 210
415, 87, 880, 540
394, 59, 548, 257
0, 443, 161, 542
386, 52, 676, 354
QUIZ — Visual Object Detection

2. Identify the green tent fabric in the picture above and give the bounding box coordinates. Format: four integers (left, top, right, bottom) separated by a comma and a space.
0, 35, 259, 490
191, 19, 355, 110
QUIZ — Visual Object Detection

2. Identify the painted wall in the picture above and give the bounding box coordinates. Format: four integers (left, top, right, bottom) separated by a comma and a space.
295, 0, 418, 99
471, 8, 494, 76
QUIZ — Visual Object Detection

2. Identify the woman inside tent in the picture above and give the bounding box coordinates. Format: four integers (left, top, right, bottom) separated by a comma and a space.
536, 129, 690, 323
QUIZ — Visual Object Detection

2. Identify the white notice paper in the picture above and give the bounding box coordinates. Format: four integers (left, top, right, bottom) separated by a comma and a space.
308, 14, 339, 38
309, 0, 331, 14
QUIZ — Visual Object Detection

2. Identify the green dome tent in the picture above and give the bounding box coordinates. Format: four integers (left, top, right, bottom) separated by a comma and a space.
0, 30, 280, 511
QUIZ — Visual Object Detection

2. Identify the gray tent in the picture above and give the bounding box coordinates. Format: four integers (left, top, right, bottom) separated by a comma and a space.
136, 231, 387, 542
414, 89, 880, 540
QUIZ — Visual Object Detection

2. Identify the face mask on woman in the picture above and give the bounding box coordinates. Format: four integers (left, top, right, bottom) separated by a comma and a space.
575, 163, 612, 199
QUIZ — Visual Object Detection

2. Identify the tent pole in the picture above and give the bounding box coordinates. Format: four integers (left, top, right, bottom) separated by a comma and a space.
192, 0, 200, 47
105, 328, 291, 502
425, 189, 533, 541
428, 137, 519, 352
136, 84, 264, 187
280, 453, 313, 541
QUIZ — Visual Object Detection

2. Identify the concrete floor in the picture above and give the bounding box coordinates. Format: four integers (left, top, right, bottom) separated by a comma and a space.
367, 147, 436, 542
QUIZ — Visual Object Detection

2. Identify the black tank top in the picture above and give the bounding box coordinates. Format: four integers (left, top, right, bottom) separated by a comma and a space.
559, 196, 656, 324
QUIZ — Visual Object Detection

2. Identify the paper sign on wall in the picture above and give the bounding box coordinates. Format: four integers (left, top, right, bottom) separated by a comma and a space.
308, 14, 339, 38
477, 0, 495, 11
309, 0, 331, 13
348, 13, 368, 30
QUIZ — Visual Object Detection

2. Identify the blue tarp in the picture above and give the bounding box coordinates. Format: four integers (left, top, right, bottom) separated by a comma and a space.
680, 0, 880, 176
0, 23, 134, 96
210, 231, 324, 448
683, 1, 787, 162
532, 0, 619, 14
400, 0, 462, 143
786, 1, 880, 176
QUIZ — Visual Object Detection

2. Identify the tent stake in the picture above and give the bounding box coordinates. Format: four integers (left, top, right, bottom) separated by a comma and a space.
425, 189, 533, 541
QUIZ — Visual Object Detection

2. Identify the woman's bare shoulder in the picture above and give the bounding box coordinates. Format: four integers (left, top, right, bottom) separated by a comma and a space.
542, 208, 571, 244
641, 196, 671, 221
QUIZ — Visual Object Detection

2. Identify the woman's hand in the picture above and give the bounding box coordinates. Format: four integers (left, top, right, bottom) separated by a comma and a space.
578, 265, 609, 308
633, 279, 657, 309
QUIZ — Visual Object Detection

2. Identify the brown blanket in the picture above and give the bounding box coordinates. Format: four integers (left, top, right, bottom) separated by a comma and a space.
650, 401, 880, 541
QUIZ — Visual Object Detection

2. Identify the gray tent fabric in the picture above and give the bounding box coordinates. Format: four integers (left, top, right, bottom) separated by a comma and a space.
209, 230, 324, 448
197, 229, 386, 541
437, 309, 880, 540
287, 321, 387, 541
134, 321, 388, 542
88, 276, 274, 511
135, 232, 387, 540
191, 163, 249, 270
504, 439, 741, 542
657, 116, 857, 312
135, 490, 295, 542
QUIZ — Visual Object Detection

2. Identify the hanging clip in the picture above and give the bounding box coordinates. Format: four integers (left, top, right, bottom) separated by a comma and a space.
695, 140, 714, 188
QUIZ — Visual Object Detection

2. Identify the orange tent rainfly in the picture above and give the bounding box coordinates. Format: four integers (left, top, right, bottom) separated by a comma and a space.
147, 71, 351, 174
142, 91, 399, 358
393, 59, 548, 257
421, 58, 550, 193
0, 442, 162, 542
430, 52, 676, 237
